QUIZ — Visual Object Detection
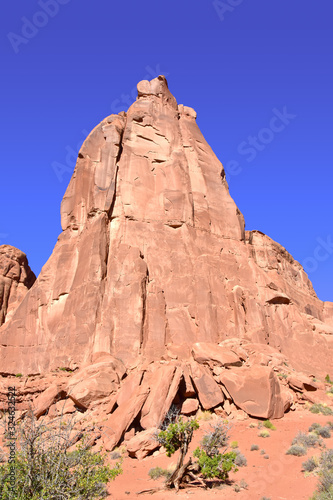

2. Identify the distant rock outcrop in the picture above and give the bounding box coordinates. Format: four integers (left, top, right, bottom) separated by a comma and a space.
0, 245, 35, 327
0, 77, 332, 450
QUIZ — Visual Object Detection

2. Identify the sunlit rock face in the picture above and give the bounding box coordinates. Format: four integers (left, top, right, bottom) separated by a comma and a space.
0, 245, 35, 327
0, 76, 332, 382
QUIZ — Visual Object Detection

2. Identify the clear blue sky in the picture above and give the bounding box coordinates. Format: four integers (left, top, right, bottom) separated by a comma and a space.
1, 1, 332, 301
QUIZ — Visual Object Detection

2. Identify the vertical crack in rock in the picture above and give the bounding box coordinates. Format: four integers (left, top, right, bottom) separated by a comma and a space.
139, 260, 149, 355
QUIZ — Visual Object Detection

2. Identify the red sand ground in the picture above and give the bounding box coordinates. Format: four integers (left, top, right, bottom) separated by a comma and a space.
105, 407, 333, 500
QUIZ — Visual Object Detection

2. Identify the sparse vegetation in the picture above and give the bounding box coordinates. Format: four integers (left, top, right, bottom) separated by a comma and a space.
15, 373, 23, 378
309, 423, 322, 433
151, 414, 239, 491
148, 467, 172, 481
198, 410, 213, 421
292, 431, 322, 449
310, 404, 333, 416
286, 444, 307, 456
234, 450, 247, 467
258, 429, 270, 438
302, 456, 318, 473
233, 480, 248, 492
263, 419, 276, 430
325, 374, 333, 385
317, 427, 331, 439
308, 449, 333, 499
250, 444, 259, 451
231, 441, 238, 449
0, 410, 122, 499
263, 454, 269, 459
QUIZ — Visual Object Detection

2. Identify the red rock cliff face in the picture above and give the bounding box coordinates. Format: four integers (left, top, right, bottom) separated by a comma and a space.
0, 76, 332, 378
0, 245, 36, 327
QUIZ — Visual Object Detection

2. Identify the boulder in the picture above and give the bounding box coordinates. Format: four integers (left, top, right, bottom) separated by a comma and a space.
190, 363, 224, 410
33, 384, 67, 418
288, 374, 319, 392
67, 357, 125, 409
192, 342, 242, 369
180, 398, 199, 415
219, 366, 284, 419
140, 365, 182, 429
102, 385, 150, 451
126, 428, 159, 459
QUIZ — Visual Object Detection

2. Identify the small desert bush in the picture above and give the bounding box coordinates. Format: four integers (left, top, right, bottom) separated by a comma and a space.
234, 450, 247, 467
234, 480, 248, 492
286, 444, 307, 456
250, 444, 259, 451
260, 449, 266, 455
292, 431, 322, 449
198, 410, 213, 421
263, 454, 269, 459
310, 404, 333, 416
309, 423, 322, 433
148, 467, 171, 481
327, 422, 333, 430
302, 456, 318, 473
231, 441, 238, 449
263, 420, 276, 430
317, 427, 332, 439
258, 429, 270, 438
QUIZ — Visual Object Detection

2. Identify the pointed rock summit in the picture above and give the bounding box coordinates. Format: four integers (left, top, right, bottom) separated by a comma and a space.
0, 77, 332, 440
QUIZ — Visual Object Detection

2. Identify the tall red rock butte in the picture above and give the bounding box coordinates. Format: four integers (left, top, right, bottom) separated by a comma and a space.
0, 77, 332, 447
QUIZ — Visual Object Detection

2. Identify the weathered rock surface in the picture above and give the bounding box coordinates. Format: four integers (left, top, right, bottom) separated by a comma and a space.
126, 428, 159, 459
0, 76, 332, 380
219, 366, 284, 419
0, 76, 333, 454
0, 245, 35, 327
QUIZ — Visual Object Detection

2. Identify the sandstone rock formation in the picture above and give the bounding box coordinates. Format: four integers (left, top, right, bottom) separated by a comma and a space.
0, 245, 35, 327
0, 76, 333, 453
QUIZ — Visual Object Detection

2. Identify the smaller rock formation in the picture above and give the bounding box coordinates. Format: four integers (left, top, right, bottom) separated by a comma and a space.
0, 245, 36, 326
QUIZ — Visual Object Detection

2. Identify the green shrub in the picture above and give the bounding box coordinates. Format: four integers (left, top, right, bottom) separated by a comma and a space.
155, 415, 239, 490
258, 430, 270, 438
250, 444, 259, 451
263, 420, 276, 430
148, 467, 171, 480
193, 448, 238, 481
286, 444, 307, 456
231, 441, 238, 449
325, 374, 333, 385
0, 411, 122, 500
310, 404, 333, 416
15, 373, 23, 378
